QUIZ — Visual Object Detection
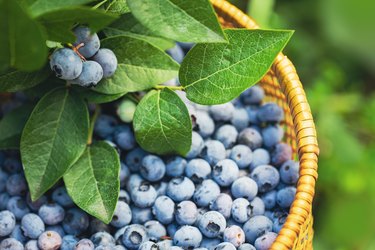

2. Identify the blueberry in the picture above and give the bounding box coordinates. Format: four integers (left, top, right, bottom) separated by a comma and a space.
243, 215, 273, 243
166, 177, 195, 202
166, 223, 179, 238
231, 198, 251, 223
214, 242, 236, 250
157, 239, 173, 250
276, 186, 296, 208
214, 125, 238, 149
89, 219, 111, 235
223, 225, 245, 247
121, 224, 148, 249
113, 125, 136, 151
173, 226, 202, 248
261, 125, 284, 148
110, 201, 132, 228
126, 174, 145, 192
212, 159, 239, 187
231, 108, 250, 131
117, 98, 137, 123
193, 179, 220, 207
170, 247, 183, 250
26, 193, 48, 212
25, 240, 39, 250
38, 231, 62, 250
200, 237, 221, 250
0, 193, 10, 210
92, 48, 118, 78
241, 85, 265, 105
280, 160, 299, 184
186, 131, 205, 159
185, 159, 211, 183
0, 210, 16, 237
238, 128, 263, 150
114, 227, 126, 245
152, 196, 175, 224
254, 232, 278, 250
3, 158, 23, 173
21, 213, 45, 239
209, 193, 232, 219
249, 197, 265, 217
10, 225, 28, 244
125, 148, 147, 172
231, 177, 258, 200
138, 241, 159, 250
52, 187, 74, 208
175, 200, 198, 225
94, 114, 118, 139
62, 208, 89, 235
249, 148, 270, 171
200, 140, 226, 166
192, 111, 215, 138
165, 156, 187, 177
90, 232, 116, 247
209, 103, 235, 121
273, 212, 287, 233
167, 44, 185, 64
61, 235, 78, 250
0, 169, 9, 192
119, 163, 131, 188
0, 238, 24, 250
130, 206, 153, 224
153, 181, 168, 197
257, 103, 284, 123
69, 60, 103, 87
6, 174, 27, 196
73, 26, 100, 58
73, 239, 94, 250
229, 145, 253, 169
38, 203, 65, 225
260, 190, 277, 210
238, 243, 256, 250
144, 220, 166, 241
250, 165, 280, 193
46, 225, 65, 238
7, 196, 30, 219
198, 211, 226, 238
131, 183, 157, 208
50, 48, 83, 80
140, 155, 166, 182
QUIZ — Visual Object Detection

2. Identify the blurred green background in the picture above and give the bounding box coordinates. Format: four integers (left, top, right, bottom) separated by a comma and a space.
230, 0, 375, 249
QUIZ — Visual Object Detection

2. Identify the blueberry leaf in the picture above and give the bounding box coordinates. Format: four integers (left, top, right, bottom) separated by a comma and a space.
104, 0, 130, 14
21, 88, 89, 200
93, 35, 179, 95
179, 29, 293, 105
63, 141, 120, 223
30, 0, 96, 17
0, 66, 50, 92
0, 104, 34, 149
103, 13, 175, 50
73, 86, 126, 104
127, 0, 227, 43
133, 88, 192, 155
0, 0, 48, 72
36, 7, 118, 42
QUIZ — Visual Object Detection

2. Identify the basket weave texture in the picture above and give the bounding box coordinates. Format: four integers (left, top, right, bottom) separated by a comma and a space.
211, 0, 319, 249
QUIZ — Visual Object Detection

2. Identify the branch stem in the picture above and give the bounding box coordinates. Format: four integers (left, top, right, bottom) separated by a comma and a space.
87, 105, 101, 145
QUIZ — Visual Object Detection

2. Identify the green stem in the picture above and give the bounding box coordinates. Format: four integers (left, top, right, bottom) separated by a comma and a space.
87, 105, 101, 145
126, 93, 140, 104
92, 0, 109, 9
154, 85, 184, 91
105, 0, 118, 11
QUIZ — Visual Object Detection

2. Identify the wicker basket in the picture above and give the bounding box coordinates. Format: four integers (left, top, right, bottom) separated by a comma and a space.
211, 0, 319, 249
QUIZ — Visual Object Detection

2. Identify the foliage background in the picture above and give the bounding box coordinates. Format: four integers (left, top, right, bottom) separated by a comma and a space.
231, 0, 375, 249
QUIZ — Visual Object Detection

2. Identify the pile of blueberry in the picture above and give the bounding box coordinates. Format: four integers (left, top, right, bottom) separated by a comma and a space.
0, 43, 299, 250
49, 26, 117, 87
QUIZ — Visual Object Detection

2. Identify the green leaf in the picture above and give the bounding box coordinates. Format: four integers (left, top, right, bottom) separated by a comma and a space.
0, 0, 47, 72
179, 29, 293, 105
36, 7, 118, 42
30, 0, 95, 17
0, 104, 34, 149
21, 88, 89, 200
127, 0, 227, 43
64, 141, 120, 223
133, 88, 192, 155
103, 13, 175, 50
73, 86, 126, 104
93, 35, 179, 95
104, 0, 130, 14
0, 66, 50, 92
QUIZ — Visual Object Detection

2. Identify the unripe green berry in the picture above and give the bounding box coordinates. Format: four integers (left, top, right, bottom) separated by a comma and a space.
117, 99, 137, 123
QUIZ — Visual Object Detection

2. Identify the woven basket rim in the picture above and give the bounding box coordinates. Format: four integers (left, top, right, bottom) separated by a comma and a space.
211, 1, 319, 249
